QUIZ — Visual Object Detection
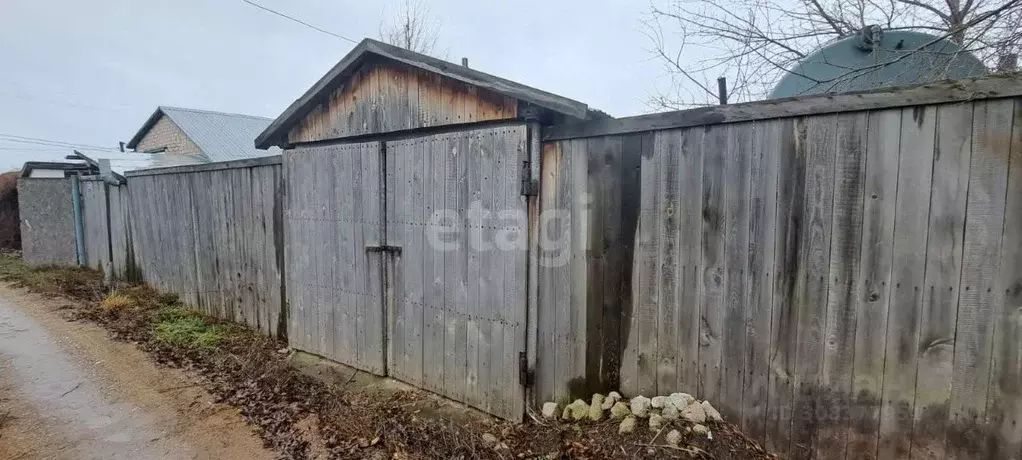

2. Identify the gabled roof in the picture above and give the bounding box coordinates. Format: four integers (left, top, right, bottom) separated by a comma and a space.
256, 38, 590, 149
127, 106, 281, 162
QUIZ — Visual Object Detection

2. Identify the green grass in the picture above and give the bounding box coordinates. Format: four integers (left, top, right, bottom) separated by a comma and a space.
154, 307, 234, 350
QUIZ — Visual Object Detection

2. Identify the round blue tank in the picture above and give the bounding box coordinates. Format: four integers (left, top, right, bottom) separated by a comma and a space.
769, 28, 987, 99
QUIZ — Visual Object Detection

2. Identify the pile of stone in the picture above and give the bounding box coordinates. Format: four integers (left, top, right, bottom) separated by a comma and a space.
540, 391, 723, 447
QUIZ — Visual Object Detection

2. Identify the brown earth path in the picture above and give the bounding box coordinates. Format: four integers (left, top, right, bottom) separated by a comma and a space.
0, 283, 275, 460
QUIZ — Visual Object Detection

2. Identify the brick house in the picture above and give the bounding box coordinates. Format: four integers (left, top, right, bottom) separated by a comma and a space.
126, 106, 280, 162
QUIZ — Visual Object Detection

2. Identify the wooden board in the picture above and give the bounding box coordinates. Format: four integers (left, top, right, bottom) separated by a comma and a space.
655, 129, 681, 395
676, 127, 704, 396
946, 98, 1012, 460
765, 117, 801, 454
910, 102, 974, 459
789, 115, 837, 460
741, 119, 781, 440
985, 98, 1022, 460
699, 124, 728, 403
846, 108, 901, 460
721, 122, 753, 421
876, 106, 936, 460
816, 112, 868, 460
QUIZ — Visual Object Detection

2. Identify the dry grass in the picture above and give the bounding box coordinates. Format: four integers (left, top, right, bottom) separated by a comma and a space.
99, 292, 134, 311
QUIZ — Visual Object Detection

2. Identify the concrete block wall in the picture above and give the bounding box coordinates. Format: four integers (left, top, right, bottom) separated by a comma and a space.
17, 178, 77, 267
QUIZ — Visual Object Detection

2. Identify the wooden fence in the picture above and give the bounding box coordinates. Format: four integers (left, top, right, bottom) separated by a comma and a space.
539, 76, 1022, 459
19, 74, 1022, 454
122, 157, 285, 337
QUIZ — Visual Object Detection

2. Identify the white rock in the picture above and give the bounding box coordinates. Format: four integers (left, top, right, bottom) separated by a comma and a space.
662, 403, 680, 421
610, 401, 631, 420
666, 429, 682, 446
602, 391, 622, 410
630, 396, 652, 418
651, 395, 666, 408
692, 424, 710, 436
481, 433, 498, 448
588, 403, 604, 422
649, 413, 665, 430
701, 400, 723, 422
681, 401, 707, 424
541, 402, 559, 419
669, 393, 695, 410
619, 415, 637, 434
561, 405, 572, 420
567, 399, 589, 421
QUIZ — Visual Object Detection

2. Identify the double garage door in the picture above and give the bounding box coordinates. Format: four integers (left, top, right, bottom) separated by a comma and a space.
283, 124, 528, 420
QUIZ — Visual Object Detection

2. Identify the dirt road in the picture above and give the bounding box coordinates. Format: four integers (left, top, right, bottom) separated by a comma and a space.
0, 283, 275, 460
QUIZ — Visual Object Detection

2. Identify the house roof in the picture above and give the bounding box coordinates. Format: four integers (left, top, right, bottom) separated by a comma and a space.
255, 38, 590, 149
126, 106, 281, 162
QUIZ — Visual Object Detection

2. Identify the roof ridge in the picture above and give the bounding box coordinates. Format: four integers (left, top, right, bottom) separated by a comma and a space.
159, 105, 273, 121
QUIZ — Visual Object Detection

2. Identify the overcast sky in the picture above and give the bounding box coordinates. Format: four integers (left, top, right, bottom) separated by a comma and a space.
0, 0, 667, 172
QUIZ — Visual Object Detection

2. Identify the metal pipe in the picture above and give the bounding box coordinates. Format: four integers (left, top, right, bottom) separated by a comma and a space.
70, 175, 87, 266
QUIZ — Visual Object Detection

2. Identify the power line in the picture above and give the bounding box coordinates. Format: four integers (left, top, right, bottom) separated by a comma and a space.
0, 134, 117, 152
241, 0, 359, 44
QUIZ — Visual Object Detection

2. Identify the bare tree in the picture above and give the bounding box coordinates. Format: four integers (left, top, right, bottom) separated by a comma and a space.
645, 0, 1022, 108
379, 0, 441, 56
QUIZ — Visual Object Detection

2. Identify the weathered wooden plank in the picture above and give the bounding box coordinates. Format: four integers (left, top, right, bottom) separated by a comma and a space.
676, 127, 704, 395
946, 98, 1012, 460
465, 131, 484, 409
507, 126, 528, 420
567, 137, 587, 399
985, 98, 1022, 460
542, 75, 1022, 142
876, 106, 936, 460
699, 124, 728, 403
789, 115, 837, 460
421, 132, 443, 394
816, 112, 868, 460
388, 140, 407, 380
654, 129, 681, 395
490, 128, 511, 417
409, 137, 426, 387
554, 138, 578, 399
909, 102, 974, 459
722, 122, 753, 421
584, 136, 606, 394
363, 142, 386, 375
537, 141, 562, 401
633, 129, 661, 397
445, 133, 469, 403
742, 119, 780, 440
846, 108, 901, 460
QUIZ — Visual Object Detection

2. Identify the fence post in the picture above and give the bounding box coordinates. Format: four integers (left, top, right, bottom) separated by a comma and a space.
70, 175, 87, 267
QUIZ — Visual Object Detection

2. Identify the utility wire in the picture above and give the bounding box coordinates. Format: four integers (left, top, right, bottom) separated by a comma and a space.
241, 0, 359, 44
0, 134, 117, 152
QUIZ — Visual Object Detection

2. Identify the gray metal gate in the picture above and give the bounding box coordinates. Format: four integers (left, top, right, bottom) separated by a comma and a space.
284, 125, 528, 421
284, 141, 386, 375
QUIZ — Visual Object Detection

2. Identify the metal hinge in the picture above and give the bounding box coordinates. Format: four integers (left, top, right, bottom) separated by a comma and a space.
518, 352, 534, 387
520, 161, 538, 196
